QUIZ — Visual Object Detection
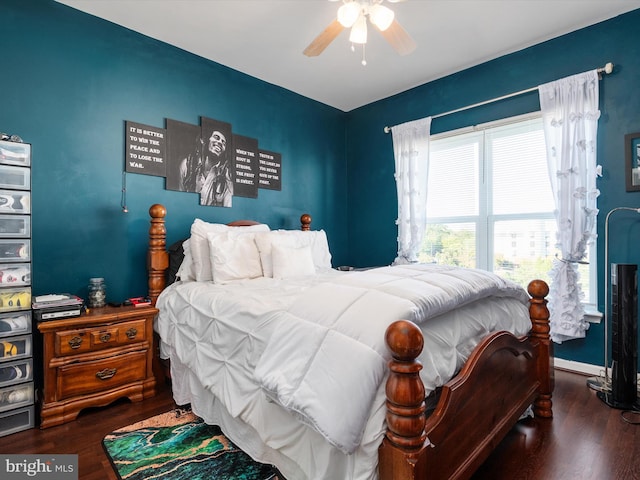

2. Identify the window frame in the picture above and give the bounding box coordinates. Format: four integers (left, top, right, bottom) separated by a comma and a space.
426, 112, 598, 309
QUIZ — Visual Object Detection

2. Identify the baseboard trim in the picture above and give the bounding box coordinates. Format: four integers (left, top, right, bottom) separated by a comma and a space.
554, 358, 640, 383
553, 358, 603, 376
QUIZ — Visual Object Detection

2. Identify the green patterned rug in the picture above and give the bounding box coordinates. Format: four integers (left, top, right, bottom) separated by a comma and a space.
103, 409, 283, 480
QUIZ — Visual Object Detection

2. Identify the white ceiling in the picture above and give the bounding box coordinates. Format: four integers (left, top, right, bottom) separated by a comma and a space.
56, 0, 640, 112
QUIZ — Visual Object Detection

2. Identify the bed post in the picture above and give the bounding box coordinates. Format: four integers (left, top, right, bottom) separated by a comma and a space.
300, 213, 312, 231
148, 204, 168, 307
528, 279, 554, 418
379, 320, 428, 480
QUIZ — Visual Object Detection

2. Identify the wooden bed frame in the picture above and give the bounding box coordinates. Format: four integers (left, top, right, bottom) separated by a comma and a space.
147, 203, 553, 480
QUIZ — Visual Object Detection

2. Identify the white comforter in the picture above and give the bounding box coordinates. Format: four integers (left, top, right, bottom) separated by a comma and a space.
155, 264, 531, 480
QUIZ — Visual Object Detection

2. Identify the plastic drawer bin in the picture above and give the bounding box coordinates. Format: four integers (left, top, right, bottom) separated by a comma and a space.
0, 263, 30, 287
0, 382, 33, 413
0, 190, 29, 215
0, 165, 30, 190
0, 141, 31, 167
0, 358, 32, 388
0, 287, 31, 312
0, 334, 32, 363
0, 311, 31, 338
0, 215, 30, 238
0, 240, 30, 263
0, 405, 34, 437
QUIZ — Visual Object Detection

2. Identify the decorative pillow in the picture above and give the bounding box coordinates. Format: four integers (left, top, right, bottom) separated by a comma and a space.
254, 230, 332, 278
190, 219, 269, 282
208, 232, 263, 283
176, 238, 196, 282
271, 244, 316, 279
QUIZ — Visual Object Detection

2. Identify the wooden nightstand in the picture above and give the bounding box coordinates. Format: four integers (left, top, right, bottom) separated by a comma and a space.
37, 305, 157, 428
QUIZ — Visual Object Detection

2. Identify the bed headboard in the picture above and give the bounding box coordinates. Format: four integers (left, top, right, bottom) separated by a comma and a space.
147, 204, 312, 305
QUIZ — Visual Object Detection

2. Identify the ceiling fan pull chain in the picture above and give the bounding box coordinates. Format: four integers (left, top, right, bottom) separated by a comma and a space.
362, 44, 367, 66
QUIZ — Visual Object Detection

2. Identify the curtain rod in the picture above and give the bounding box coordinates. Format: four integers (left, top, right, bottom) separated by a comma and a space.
383, 62, 614, 134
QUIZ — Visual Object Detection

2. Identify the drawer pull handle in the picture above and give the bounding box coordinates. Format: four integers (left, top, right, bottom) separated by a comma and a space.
126, 327, 138, 339
99, 332, 112, 343
96, 368, 117, 380
68, 336, 83, 349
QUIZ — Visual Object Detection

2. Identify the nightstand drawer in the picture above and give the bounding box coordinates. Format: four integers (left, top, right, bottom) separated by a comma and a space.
90, 326, 119, 347
55, 319, 147, 356
117, 319, 146, 343
57, 350, 147, 400
90, 319, 146, 347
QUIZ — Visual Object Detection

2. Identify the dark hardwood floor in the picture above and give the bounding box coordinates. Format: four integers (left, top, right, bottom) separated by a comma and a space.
472, 369, 640, 480
0, 369, 638, 479
0, 380, 177, 480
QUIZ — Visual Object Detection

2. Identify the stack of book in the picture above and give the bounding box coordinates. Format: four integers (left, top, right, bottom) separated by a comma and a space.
32, 294, 84, 322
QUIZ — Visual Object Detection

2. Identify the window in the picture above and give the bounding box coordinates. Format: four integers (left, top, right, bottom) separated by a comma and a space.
420, 114, 595, 304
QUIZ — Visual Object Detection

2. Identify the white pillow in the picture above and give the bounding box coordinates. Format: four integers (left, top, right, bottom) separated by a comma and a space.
176, 239, 196, 282
190, 218, 269, 282
208, 232, 263, 283
271, 244, 316, 279
254, 230, 332, 278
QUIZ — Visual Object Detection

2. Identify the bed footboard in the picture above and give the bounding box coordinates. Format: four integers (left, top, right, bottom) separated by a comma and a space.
379, 280, 552, 480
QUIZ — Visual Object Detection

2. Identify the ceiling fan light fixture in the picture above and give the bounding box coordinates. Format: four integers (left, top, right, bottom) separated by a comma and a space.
303, 0, 415, 61
369, 4, 395, 31
337, 2, 361, 28
349, 13, 368, 44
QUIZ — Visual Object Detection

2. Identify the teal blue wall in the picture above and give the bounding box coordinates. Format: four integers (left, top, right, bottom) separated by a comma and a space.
3, 0, 640, 369
346, 9, 640, 367
1, 0, 348, 302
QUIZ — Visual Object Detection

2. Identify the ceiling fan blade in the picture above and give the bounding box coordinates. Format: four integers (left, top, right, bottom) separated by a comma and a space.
379, 19, 416, 56
303, 19, 345, 57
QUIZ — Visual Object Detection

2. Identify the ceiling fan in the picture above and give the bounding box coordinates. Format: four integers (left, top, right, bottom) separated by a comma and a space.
303, 0, 416, 62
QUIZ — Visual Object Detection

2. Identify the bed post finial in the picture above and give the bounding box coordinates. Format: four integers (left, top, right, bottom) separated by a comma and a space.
379, 320, 427, 479
300, 213, 312, 231
148, 204, 168, 306
528, 279, 554, 418
383, 320, 427, 449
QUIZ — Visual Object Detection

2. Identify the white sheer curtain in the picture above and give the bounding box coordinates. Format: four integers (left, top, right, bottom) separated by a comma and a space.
391, 117, 432, 265
538, 70, 600, 343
